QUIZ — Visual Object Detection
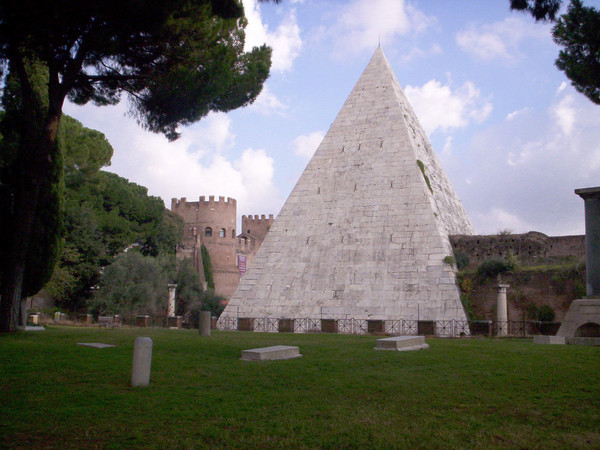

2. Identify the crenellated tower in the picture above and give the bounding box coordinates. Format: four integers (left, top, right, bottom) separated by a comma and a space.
171, 196, 274, 300
242, 214, 275, 243
171, 196, 239, 298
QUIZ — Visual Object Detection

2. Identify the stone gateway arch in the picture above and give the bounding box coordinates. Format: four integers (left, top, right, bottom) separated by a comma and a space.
219, 47, 474, 329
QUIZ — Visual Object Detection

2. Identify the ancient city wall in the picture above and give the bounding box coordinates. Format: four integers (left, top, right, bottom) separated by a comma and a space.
450, 232, 584, 268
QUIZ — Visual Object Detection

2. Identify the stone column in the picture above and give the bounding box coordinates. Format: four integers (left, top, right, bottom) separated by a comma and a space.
199, 311, 211, 336
575, 187, 600, 297
496, 284, 509, 336
167, 284, 177, 317
131, 337, 153, 387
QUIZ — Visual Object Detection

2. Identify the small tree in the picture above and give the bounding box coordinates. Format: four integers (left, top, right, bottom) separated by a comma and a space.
91, 252, 167, 319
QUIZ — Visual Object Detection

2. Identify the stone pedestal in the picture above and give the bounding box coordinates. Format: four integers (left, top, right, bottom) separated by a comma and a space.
237, 318, 254, 331
496, 284, 509, 336
417, 320, 435, 336
167, 316, 182, 328
321, 319, 338, 333
131, 337, 153, 387
367, 320, 385, 334
556, 299, 600, 337
78, 314, 92, 325
136, 315, 150, 327
199, 311, 211, 336
278, 319, 294, 333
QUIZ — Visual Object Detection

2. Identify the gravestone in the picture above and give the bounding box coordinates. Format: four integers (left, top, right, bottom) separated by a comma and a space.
131, 337, 153, 387
199, 311, 211, 336
374, 336, 429, 351
240, 345, 302, 361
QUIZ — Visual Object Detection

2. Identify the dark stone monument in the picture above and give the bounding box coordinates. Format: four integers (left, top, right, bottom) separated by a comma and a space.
278, 319, 294, 333
238, 318, 254, 331
367, 320, 385, 334
575, 187, 600, 296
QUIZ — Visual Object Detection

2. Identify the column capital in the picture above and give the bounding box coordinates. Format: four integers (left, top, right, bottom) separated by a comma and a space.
495, 283, 510, 291
575, 186, 600, 200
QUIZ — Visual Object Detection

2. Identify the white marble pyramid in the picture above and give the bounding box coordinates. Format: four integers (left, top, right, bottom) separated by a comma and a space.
219, 47, 474, 325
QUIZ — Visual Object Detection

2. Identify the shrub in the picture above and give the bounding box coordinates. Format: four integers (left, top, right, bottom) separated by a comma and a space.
454, 251, 469, 270
477, 259, 512, 280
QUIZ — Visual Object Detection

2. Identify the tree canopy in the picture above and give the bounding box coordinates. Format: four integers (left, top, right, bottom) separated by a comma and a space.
510, 0, 600, 104
0, 0, 273, 331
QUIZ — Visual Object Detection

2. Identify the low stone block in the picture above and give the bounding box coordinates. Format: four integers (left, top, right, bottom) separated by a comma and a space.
374, 336, 429, 351
533, 335, 566, 345
77, 342, 116, 348
566, 337, 600, 346
241, 345, 302, 361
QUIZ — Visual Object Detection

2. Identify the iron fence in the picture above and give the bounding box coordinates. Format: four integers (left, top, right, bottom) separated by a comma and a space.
215, 316, 558, 337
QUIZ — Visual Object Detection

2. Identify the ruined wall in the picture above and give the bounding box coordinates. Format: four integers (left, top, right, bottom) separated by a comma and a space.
464, 268, 586, 322
450, 232, 585, 268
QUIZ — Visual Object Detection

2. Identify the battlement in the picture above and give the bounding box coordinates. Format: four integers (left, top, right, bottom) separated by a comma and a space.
242, 214, 274, 223
171, 196, 236, 210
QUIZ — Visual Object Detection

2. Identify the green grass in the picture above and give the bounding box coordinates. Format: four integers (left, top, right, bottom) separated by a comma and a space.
1, 327, 599, 449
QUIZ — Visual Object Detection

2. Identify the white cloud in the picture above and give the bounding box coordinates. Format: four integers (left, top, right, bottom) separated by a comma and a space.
458, 85, 600, 235
329, 0, 435, 56
63, 102, 283, 217
552, 94, 576, 135
506, 107, 531, 120
250, 85, 288, 115
456, 17, 549, 62
472, 208, 534, 235
243, 0, 302, 73
404, 80, 492, 135
292, 131, 324, 158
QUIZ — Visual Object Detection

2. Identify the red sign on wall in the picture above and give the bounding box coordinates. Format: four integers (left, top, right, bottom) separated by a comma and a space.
238, 255, 247, 275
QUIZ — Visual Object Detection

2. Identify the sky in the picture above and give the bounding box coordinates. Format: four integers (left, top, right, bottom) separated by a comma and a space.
63, 0, 600, 237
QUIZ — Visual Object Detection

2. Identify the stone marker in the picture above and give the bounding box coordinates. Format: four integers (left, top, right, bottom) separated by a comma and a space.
240, 345, 302, 361
77, 342, 116, 348
374, 335, 429, 351
131, 337, 153, 387
533, 335, 566, 345
199, 311, 211, 336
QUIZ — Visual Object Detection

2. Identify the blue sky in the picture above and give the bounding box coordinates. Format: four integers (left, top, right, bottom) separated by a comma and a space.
64, 0, 600, 236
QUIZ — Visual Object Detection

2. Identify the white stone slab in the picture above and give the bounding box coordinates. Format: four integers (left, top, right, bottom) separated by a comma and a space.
533, 335, 566, 345
374, 335, 429, 351
17, 326, 45, 332
241, 345, 302, 361
77, 342, 116, 348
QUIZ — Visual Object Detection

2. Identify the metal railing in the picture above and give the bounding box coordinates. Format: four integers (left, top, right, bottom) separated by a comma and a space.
216, 316, 559, 337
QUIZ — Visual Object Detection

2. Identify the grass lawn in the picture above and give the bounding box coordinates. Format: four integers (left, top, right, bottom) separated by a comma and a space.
1, 326, 599, 449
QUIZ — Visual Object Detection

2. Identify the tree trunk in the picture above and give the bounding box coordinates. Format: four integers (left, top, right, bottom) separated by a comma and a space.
0, 144, 47, 331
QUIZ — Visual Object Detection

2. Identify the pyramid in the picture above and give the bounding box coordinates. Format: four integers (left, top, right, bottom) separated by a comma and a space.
219, 47, 474, 325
